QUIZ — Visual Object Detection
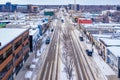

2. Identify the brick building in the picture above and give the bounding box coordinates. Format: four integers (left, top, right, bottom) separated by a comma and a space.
0, 28, 29, 80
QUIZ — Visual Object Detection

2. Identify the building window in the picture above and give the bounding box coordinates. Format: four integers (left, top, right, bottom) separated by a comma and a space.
0, 54, 3, 64
23, 34, 28, 41
14, 39, 22, 50
0, 47, 12, 64
14, 49, 22, 61
107, 49, 111, 55
0, 60, 13, 79
6, 47, 12, 57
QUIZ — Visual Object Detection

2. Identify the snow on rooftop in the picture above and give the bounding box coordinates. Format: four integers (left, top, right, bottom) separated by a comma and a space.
107, 47, 120, 57
44, 9, 54, 12
0, 28, 28, 49
29, 28, 39, 36
99, 38, 120, 46
92, 34, 112, 39
102, 10, 117, 14
83, 23, 120, 28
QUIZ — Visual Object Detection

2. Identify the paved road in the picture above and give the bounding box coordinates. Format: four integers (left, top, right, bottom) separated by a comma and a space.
38, 19, 60, 80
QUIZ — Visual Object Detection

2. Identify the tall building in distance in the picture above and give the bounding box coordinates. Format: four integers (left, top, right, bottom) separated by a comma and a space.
5, 2, 12, 12
76, 4, 80, 11
68, 4, 80, 11
0, 2, 17, 12
117, 5, 120, 11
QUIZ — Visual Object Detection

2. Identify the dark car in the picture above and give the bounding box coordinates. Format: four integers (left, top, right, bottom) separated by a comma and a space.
79, 36, 84, 41
86, 49, 93, 56
45, 37, 50, 44
51, 28, 54, 32
61, 19, 64, 23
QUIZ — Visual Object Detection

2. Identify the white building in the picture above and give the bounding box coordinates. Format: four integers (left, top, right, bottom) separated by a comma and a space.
107, 47, 120, 73
99, 38, 120, 61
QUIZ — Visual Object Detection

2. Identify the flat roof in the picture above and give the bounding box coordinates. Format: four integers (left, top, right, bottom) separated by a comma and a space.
29, 28, 39, 36
82, 23, 120, 28
107, 47, 120, 57
0, 28, 28, 49
99, 38, 120, 46
92, 34, 112, 39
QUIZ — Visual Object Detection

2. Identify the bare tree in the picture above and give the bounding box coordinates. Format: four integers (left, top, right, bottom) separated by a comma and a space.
61, 42, 74, 80
60, 25, 75, 80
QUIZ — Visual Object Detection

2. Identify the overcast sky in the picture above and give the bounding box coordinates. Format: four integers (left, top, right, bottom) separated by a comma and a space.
0, 0, 119, 5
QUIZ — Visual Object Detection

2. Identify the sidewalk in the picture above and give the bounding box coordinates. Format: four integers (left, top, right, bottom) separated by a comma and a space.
75, 29, 118, 80
15, 53, 35, 80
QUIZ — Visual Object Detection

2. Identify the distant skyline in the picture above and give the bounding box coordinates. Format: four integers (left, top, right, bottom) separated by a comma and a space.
0, 0, 119, 5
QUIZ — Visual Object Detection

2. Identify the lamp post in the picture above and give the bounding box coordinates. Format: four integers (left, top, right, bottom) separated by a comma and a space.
74, 0, 76, 12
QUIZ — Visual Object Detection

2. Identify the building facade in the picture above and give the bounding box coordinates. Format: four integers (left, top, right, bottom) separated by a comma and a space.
0, 28, 29, 80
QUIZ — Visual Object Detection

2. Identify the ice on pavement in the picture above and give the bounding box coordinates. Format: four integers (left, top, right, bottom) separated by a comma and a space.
25, 71, 33, 79
30, 64, 36, 69
32, 58, 39, 63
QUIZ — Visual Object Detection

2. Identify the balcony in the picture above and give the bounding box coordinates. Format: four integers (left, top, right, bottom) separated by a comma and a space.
1, 66, 13, 80
14, 55, 23, 67
23, 47, 29, 56
23, 39, 29, 46
0, 54, 13, 71
14, 36, 22, 44
0, 44, 12, 55
14, 45, 22, 55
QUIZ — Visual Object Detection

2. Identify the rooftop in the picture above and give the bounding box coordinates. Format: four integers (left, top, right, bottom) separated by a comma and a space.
29, 28, 39, 36
0, 28, 28, 49
99, 38, 120, 47
107, 47, 120, 57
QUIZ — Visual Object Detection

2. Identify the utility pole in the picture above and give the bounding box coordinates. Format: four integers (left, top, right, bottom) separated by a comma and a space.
74, 0, 76, 12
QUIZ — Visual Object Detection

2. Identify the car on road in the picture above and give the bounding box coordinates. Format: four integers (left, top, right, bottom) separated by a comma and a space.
51, 28, 54, 32
86, 49, 93, 56
79, 36, 84, 41
45, 37, 50, 44
61, 19, 64, 23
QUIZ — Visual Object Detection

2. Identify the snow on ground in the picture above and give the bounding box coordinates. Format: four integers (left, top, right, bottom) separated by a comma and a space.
36, 43, 46, 56
32, 58, 39, 63
30, 64, 36, 69
86, 43, 115, 75
37, 26, 52, 56
25, 71, 33, 79
59, 23, 77, 80
75, 29, 116, 76
60, 60, 68, 80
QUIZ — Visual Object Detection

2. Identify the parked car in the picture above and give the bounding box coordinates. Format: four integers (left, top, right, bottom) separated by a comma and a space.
51, 28, 54, 32
45, 37, 50, 44
61, 19, 64, 23
86, 49, 93, 56
79, 36, 84, 41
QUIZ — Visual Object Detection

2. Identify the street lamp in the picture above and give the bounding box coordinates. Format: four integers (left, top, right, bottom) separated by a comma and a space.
74, 0, 76, 12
